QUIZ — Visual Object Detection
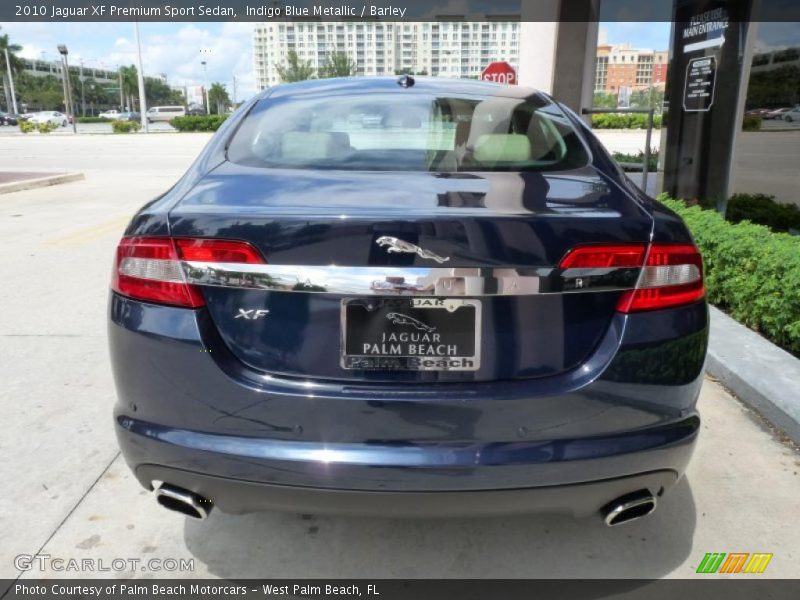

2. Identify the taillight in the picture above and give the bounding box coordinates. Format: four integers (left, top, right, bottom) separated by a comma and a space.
111, 237, 265, 307
559, 244, 647, 268
616, 244, 704, 313
174, 238, 264, 264
558, 242, 704, 313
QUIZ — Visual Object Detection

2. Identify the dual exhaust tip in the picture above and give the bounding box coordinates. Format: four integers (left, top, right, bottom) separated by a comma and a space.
155, 484, 213, 520
601, 490, 657, 526
153, 482, 657, 526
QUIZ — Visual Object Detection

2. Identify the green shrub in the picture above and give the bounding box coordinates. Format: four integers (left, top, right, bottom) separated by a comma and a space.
169, 115, 228, 132
591, 113, 663, 129
659, 194, 800, 356
742, 115, 762, 131
36, 121, 58, 134
77, 116, 108, 123
111, 119, 140, 134
612, 150, 659, 172
18, 120, 35, 134
726, 193, 800, 233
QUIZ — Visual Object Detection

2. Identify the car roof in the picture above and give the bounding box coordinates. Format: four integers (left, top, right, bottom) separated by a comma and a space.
260, 76, 550, 103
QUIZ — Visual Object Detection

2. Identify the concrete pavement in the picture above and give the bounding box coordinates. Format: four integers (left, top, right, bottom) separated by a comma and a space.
0, 134, 797, 584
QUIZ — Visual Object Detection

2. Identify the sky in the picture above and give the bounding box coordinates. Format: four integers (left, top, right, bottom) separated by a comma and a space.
0, 21, 257, 100
9, 19, 783, 101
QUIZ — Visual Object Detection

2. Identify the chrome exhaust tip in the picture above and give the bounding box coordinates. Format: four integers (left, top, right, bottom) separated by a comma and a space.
155, 484, 213, 520
602, 490, 657, 526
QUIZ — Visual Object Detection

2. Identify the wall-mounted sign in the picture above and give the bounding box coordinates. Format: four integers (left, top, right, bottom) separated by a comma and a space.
682, 7, 728, 54
683, 56, 717, 112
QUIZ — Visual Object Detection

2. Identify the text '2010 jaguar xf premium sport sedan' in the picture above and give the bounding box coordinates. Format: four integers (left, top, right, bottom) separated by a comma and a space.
109, 76, 708, 526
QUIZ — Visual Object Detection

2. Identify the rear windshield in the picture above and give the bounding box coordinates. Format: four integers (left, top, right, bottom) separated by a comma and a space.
227, 92, 589, 172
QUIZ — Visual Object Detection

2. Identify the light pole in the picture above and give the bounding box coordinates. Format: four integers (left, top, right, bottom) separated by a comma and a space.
3, 48, 18, 114
201, 60, 210, 114
133, 21, 149, 132
57, 45, 77, 133
118, 65, 124, 110
79, 59, 86, 116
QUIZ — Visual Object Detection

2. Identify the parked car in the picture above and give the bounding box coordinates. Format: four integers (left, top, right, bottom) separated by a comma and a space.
0, 111, 20, 125
110, 77, 708, 525
763, 107, 790, 120
99, 110, 121, 120
118, 112, 141, 122
744, 108, 770, 118
782, 106, 800, 122
186, 104, 206, 116
145, 105, 186, 122
29, 111, 68, 127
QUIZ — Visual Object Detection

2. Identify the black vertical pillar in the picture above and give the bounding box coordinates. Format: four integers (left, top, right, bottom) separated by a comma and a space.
662, 0, 753, 206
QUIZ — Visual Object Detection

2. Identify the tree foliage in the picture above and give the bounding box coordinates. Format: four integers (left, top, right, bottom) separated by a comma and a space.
318, 52, 356, 79
745, 65, 800, 108
592, 92, 616, 109
207, 82, 230, 114
629, 87, 665, 111
276, 50, 315, 83
0, 26, 23, 110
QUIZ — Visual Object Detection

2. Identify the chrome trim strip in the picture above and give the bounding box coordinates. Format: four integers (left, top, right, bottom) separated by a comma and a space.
181, 261, 640, 296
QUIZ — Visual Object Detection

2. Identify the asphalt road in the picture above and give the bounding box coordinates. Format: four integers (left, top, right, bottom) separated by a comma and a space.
0, 134, 798, 584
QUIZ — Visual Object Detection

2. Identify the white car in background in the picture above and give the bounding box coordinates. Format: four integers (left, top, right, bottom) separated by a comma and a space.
98, 110, 121, 120
29, 111, 68, 127
781, 106, 800, 122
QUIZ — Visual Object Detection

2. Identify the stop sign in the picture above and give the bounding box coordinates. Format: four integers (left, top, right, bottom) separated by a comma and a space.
481, 61, 517, 85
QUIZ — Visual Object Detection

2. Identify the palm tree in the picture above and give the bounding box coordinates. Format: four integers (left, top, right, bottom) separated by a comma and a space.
276, 50, 315, 83
318, 52, 356, 79
0, 27, 23, 111
118, 65, 139, 110
207, 82, 231, 115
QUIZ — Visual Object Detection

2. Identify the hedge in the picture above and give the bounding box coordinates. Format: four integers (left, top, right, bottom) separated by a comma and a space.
169, 115, 228, 132
725, 193, 800, 233
111, 119, 140, 134
612, 150, 658, 172
76, 116, 108, 123
659, 195, 800, 356
742, 115, 762, 131
591, 113, 663, 129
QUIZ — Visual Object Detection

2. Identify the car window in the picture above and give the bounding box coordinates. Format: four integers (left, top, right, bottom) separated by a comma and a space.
227, 92, 589, 172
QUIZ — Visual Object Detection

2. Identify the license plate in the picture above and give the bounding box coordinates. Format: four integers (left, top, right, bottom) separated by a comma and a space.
341, 298, 481, 371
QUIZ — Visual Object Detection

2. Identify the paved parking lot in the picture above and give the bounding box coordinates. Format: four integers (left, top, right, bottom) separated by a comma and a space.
0, 134, 798, 585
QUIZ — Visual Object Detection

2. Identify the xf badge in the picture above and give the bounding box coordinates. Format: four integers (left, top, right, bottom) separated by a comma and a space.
235, 309, 270, 320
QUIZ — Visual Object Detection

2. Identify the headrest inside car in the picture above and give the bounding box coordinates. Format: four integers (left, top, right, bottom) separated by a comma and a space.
472, 134, 531, 164
281, 132, 337, 161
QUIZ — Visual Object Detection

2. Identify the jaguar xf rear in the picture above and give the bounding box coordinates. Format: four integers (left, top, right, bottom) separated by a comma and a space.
109, 77, 708, 525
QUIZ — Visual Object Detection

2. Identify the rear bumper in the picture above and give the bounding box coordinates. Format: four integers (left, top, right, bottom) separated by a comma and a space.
110, 293, 707, 512
136, 464, 678, 518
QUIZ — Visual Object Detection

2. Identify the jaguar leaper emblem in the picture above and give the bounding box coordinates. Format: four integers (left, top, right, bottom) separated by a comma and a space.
375, 236, 450, 264
386, 312, 437, 333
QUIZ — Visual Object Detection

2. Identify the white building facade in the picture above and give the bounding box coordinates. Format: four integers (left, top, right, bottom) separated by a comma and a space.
252, 21, 520, 89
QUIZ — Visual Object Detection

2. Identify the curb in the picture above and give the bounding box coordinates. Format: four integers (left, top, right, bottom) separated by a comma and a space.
0, 172, 85, 195
706, 306, 800, 444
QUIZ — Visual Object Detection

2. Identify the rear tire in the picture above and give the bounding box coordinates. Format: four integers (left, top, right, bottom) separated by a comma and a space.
786, 116, 793, 122
62, 120, 67, 127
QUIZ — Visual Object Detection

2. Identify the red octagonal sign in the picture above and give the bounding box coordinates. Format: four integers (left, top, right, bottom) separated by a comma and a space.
481, 61, 517, 85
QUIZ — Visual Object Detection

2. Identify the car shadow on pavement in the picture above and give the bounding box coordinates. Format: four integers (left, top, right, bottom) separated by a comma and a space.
182, 476, 696, 579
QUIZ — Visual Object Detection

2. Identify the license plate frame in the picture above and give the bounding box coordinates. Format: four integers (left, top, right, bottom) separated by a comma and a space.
340, 298, 481, 371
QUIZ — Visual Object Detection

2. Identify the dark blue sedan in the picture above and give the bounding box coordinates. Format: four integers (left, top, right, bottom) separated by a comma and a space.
109, 77, 707, 526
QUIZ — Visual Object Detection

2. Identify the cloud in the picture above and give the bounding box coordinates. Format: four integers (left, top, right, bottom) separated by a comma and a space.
114, 37, 131, 47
